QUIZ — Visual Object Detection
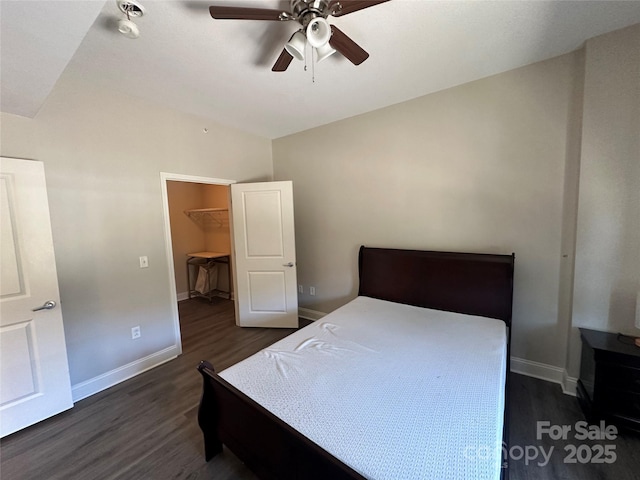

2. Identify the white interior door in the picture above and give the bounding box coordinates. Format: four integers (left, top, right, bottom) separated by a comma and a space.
231, 181, 298, 328
0, 157, 73, 437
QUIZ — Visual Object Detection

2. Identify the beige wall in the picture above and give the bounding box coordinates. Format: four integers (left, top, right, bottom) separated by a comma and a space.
166, 181, 206, 295
274, 24, 640, 375
567, 25, 640, 376
203, 184, 231, 260
274, 53, 577, 367
0, 61, 272, 387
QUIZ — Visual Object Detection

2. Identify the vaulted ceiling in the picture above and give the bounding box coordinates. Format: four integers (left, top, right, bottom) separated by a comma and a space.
2, 1, 640, 138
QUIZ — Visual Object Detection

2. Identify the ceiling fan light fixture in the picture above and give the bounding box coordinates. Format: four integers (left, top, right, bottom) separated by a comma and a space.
306, 17, 331, 48
208, 0, 387, 71
116, 0, 144, 39
285, 30, 306, 61
117, 0, 145, 17
315, 42, 336, 62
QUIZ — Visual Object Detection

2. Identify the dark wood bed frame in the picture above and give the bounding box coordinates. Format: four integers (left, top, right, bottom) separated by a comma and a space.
198, 246, 515, 480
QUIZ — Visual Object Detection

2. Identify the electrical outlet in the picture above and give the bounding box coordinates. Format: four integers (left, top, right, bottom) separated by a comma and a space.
310, 286, 316, 296
131, 326, 141, 339
139, 256, 149, 268
298, 285, 303, 294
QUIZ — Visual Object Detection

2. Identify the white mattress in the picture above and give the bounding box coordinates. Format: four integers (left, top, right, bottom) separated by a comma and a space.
219, 296, 507, 480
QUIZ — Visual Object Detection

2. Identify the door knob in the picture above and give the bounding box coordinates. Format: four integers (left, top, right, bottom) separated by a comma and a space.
32, 300, 57, 312
283, 262, 294, 267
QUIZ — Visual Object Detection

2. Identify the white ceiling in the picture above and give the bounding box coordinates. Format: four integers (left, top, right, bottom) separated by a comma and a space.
2, 1, 640, 139
0, 1, 105, 117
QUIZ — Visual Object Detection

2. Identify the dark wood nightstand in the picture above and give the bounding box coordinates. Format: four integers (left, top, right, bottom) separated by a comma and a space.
577, 328, 640, 433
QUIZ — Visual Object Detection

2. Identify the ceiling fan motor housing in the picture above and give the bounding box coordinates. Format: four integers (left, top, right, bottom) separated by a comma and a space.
291, 0, 332, 27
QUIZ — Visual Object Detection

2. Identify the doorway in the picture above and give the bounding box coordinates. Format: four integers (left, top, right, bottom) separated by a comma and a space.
167, 182, 232, 302
160, 173, 235, 354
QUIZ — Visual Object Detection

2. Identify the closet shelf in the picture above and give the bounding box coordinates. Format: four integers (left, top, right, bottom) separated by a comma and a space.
184, 207, 228, 227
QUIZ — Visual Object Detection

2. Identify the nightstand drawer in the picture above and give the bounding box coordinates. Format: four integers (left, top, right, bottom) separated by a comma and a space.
599, 390, 640, 419
598, 364, 640, 394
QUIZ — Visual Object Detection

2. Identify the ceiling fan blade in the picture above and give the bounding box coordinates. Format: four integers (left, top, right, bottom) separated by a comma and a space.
329, 0, 390, 17
329, 25, 369, 65
272, 49, 294, 72
209, 6, 290, 21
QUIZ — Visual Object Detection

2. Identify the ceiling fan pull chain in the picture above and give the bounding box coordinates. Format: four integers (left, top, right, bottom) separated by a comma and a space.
312, 47, 315, 83
304, 42, 308, 72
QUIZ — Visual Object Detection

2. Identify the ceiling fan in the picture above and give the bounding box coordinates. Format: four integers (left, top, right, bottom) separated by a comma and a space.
209, 0, 390, 71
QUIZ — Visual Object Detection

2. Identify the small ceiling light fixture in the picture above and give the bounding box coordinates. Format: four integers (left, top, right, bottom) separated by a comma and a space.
305, 17, 330, 48
285, 30, 306, 61
306, 16, 335, 63
315, 41, 336, 62
284, 17, 336, 66
116, 0, 145, 39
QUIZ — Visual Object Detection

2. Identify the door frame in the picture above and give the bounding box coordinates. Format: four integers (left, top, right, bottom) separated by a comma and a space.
159, 172, 236, 354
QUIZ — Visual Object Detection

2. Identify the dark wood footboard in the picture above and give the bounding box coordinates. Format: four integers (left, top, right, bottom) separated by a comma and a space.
197, 360, 366, 480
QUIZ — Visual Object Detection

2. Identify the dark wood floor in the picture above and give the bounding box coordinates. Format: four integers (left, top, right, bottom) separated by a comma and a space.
1, 298, 639, 479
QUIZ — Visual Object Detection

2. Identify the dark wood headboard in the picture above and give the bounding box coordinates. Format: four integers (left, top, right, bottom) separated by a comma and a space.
358, 246, 515, 325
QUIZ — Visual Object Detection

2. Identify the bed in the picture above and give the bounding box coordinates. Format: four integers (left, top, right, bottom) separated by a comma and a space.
197, 246, 515, 480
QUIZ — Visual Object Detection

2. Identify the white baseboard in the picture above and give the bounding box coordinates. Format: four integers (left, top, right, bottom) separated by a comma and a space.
510, 357, 564, 383
71, 345, 179, 402
298, 307, 327, 321
510, 356, 577, 396
561, 369, 578, 396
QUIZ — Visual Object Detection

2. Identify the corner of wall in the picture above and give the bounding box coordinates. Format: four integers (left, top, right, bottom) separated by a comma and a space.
560, 46, 586, 379
566, 23, 640, 377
